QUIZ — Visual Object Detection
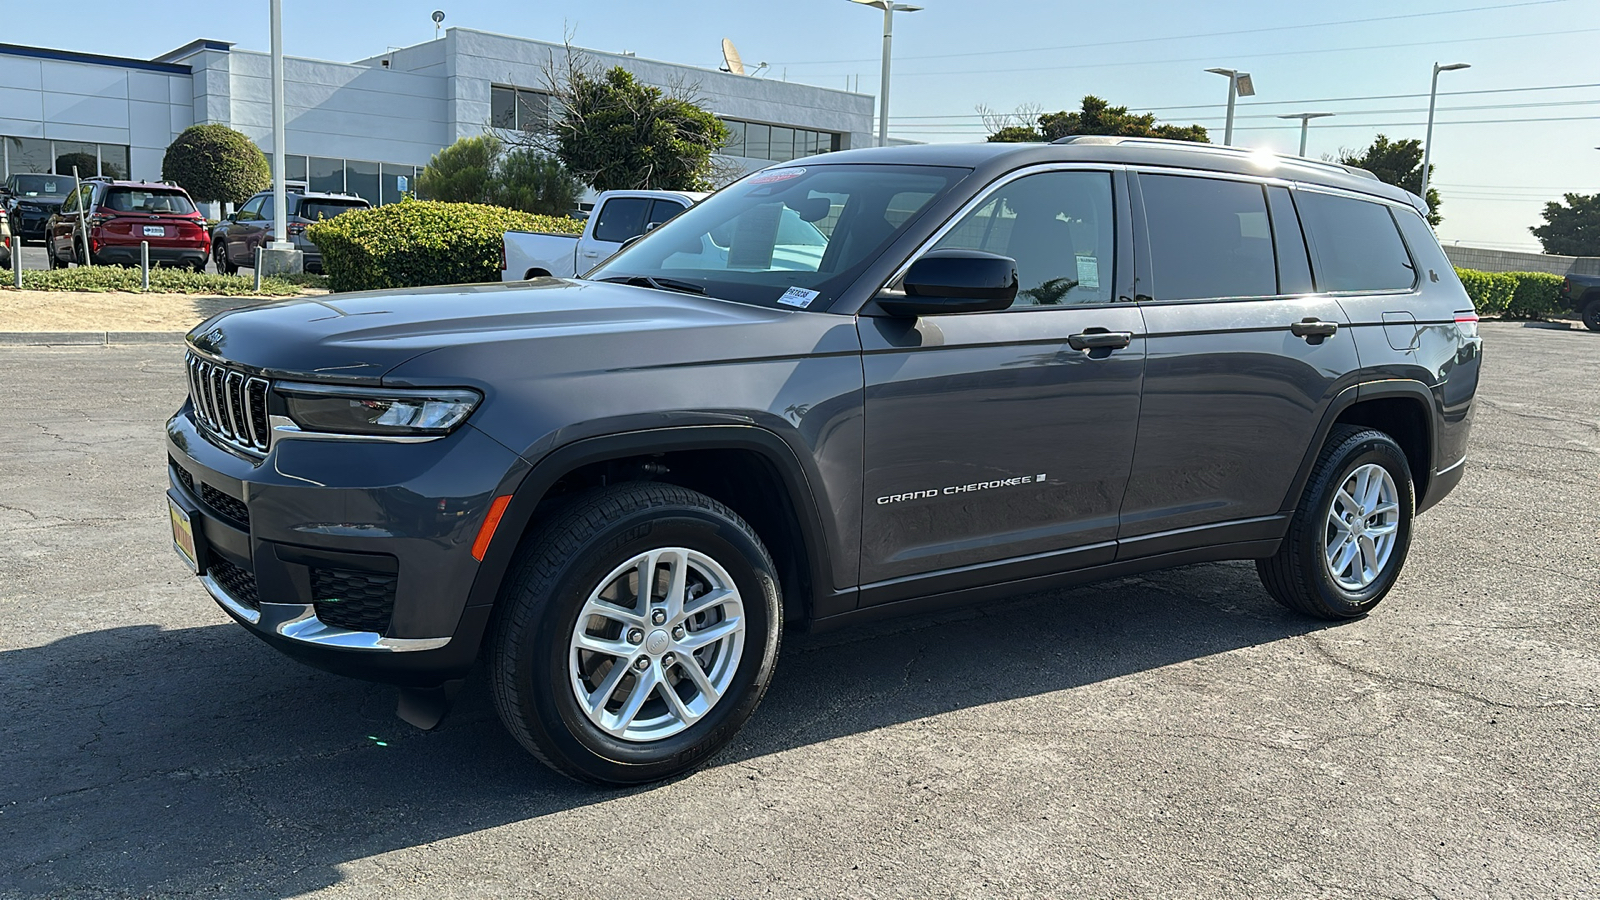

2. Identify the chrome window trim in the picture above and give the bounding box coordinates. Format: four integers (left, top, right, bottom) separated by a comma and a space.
884, 162, 1125, 289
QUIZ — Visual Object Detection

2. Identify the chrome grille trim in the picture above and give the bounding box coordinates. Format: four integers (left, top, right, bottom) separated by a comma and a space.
186, 353, 271, 456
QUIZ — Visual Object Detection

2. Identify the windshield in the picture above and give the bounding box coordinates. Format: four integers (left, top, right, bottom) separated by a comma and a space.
102, 189, 197, 215
586, 164, 971, 310
298, 199, 367, 221
10, 174, 73, 198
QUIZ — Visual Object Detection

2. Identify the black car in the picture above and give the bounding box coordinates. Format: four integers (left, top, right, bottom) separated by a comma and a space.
1558, 273, 1600, 331
166, 137, 1481, 785
3, 172, 76, 244
212, 189, 369, 274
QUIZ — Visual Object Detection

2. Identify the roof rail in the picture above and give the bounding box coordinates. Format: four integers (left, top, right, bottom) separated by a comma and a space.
1051, 135, 1381, 182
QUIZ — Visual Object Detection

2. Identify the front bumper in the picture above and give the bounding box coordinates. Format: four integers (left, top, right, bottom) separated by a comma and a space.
166, 402, 528, 686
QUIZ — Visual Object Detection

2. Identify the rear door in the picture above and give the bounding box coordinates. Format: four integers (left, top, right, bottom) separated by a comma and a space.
859, 167, 1146, 593
1118, 172, 1360, 555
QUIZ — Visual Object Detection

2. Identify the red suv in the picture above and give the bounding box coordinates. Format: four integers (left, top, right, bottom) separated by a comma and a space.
47, 179, 210, 271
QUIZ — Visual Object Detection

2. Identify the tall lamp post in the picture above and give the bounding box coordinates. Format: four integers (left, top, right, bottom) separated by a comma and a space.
850, 0, 922, 148
1278, 112, 1334, 157
265, 0, 300, 273
1205, 67, 1255, 146
1421, 62, 1470, 200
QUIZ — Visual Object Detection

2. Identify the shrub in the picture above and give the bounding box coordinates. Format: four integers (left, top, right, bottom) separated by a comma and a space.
492, 148, 584, 216
1454, 268, 1564, 319
8, 266, 323, 296
162, 125, 271, 206
306, 198, 584, 292
416, 134, 501, 204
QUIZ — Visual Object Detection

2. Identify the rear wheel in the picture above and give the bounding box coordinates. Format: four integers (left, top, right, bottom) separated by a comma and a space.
490, 482, 781, 785
1582, 298, 1600, 332
1257, 426, 1415, 620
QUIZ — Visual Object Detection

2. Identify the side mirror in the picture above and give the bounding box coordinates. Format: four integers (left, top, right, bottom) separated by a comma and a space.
876, 249, 1018, 317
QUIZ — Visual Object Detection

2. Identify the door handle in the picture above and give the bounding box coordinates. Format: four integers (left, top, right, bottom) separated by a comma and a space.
1290, 318, 1339, 339
1068, 330, 1133, 351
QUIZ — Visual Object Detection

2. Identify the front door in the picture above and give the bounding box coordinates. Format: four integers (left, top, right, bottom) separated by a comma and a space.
859, 168, 1146, 594
1117, 173, 1361, 554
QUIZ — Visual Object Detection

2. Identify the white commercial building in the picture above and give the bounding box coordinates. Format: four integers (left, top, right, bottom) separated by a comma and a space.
0, 29, 876, 205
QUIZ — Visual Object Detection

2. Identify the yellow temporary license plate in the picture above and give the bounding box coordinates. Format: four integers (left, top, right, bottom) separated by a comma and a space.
169, 498, 199, 574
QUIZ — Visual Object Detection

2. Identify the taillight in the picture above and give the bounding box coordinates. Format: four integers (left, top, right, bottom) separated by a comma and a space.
89, 214, 112, 228
288, 223, 306, 236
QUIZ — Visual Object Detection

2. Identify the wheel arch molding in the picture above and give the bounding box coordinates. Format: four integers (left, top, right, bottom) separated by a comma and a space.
1280, 379, 1440, 518
463, 425, 839, 625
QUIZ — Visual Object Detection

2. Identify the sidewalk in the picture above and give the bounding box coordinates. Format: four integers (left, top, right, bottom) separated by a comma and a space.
0, 289, 301, 343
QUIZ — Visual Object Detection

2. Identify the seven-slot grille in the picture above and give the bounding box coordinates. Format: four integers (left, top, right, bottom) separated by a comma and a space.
186, 353, 271, 454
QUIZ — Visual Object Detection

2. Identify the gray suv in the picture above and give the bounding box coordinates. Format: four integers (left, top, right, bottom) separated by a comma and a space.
212, 188, 369, 274
166, 138, 1481, 785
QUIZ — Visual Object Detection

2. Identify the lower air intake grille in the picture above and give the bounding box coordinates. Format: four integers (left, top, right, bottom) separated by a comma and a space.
311, 568, 398, 634
209, 557, 260, 610
200, 483, 249, 526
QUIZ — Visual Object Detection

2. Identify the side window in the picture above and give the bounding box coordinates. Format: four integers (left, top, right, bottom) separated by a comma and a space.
647, 199, 685, 230
930, 170, 1115, 308
1140, 174, 1277, 301
1267, 186, 1314, 295
1392, 205, 1464, 290
1296, 191, 1417, 293
591, 197, 651, 244
237, 197, 264, 221
260, 197, 275, 222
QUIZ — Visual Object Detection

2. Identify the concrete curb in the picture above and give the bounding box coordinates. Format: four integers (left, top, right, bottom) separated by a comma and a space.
0, 332, 184, 345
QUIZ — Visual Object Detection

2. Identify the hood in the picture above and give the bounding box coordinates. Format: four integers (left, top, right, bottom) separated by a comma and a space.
187, 279, 802, 383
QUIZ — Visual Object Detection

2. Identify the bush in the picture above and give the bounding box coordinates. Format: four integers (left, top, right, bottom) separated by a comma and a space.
7, 266, 323, 296
416, 134, 500, 204
306, 198, 584, 292
163, 125, 271, 206
1454, 268, 1564, 319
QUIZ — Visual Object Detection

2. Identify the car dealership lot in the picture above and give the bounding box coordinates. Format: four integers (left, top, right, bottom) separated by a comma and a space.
0, 321, 1594, 898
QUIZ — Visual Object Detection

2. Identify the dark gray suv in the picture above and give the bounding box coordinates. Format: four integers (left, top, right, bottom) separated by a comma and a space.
166, 138, 1481, 785
212, 189, 369, 274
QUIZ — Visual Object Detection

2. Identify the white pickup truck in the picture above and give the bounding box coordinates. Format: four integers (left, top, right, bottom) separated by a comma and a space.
502, 189, 706, 282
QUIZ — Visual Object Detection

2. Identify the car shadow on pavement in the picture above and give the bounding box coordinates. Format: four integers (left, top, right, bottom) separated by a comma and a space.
0, 560, 1337, 898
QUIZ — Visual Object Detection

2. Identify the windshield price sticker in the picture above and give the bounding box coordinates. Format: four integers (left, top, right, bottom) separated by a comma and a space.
748, 167, 806, 186
777, 286, 820, 308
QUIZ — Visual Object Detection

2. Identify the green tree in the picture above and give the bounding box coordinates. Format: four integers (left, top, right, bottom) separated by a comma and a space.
1530, 193, 1600, 256
417, 133, 501, 204
491, 147, 583, 216
1337, 135, 1441, 226
54, 152, 100, 179
550, 66, 728, 191
986, 96, 1209, 144
161, 125, 271, 206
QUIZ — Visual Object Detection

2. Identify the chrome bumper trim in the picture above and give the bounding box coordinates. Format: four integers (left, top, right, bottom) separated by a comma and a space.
202, 575, 450, 653
1435, 455, 1468, 477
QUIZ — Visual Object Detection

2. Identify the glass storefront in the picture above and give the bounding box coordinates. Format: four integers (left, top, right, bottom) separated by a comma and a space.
266, 152, 417, 205
2, 137, 132, 178
717, 119, 840, 163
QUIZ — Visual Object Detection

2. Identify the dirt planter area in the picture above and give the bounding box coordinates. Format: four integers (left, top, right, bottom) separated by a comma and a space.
0, 289, 309, 334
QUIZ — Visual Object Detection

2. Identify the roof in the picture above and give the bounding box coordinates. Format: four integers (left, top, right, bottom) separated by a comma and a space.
806, 137, 1422, 210
0, 42, 192, 75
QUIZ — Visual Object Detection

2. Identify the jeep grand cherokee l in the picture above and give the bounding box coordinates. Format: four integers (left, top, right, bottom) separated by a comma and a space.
166, 137, 1481, 785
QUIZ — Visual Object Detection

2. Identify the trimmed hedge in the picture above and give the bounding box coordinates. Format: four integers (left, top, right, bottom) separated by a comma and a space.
307, 199, 585, 293
1454, 268, 1564, 319
6, 266, 324, 296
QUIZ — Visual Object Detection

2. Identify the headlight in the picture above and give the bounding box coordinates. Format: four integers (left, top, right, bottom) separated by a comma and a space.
275, 383, 481, 437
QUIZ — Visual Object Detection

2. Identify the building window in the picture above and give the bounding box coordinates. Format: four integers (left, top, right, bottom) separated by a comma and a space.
265, 152, 417, 205
2, 137, 132, 179
492, 85, 554, 133
715, 118, 840, 163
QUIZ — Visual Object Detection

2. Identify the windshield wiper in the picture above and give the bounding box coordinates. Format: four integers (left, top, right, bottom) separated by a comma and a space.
599, 275, 707, 296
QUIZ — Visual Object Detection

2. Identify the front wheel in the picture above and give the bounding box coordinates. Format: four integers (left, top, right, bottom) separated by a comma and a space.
1582, 298, 1600, 332
214, 242, 236, 275
1257, 426, 1415, 620
490, 483, 782, 785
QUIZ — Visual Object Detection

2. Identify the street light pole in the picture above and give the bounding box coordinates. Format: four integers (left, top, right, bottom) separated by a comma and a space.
851, 0, 922, 148
1205, 67, 1255, 146
1278, 112, 1334, 157
1421, 62, 1470, 200
268, 0, 291, 258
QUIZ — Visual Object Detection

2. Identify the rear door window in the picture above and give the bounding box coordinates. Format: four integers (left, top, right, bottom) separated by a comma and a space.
647, 199, 686, 230
299, 199, 367, 222
1140, 174, 1277, 301
1295, 191, 1417, 293
592, 197, 652, 244
1267, 186, 1314, 295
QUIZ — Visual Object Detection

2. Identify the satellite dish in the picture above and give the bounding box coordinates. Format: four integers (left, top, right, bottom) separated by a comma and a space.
432, 10, 446, 24
721, 38, 745, 76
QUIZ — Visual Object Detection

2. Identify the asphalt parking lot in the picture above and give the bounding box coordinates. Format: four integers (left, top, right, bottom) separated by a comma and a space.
1, 321, 1595, 898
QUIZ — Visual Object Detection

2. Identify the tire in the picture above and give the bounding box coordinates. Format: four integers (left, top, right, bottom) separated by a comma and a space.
214, 241, 236, 275
48, 241, 65, 269
1257, 426, 1415, 620
489, 482, 782, 785
192, 259, 208, 274
1582, 298, 1600, 333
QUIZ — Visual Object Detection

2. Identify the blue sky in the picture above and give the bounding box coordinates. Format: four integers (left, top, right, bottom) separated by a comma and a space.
12, 0, 1599, 250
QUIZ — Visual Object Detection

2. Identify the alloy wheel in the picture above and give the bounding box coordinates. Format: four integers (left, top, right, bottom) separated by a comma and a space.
1323, 463, 1401, 591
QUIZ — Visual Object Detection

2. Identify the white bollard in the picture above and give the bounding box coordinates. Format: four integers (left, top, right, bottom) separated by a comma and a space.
140, 241, 150, 290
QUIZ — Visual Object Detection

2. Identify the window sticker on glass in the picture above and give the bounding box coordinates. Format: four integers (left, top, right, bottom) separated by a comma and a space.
1076, 256, 1100, 290
777, 286, 820, 308
748, 167, 806, 186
